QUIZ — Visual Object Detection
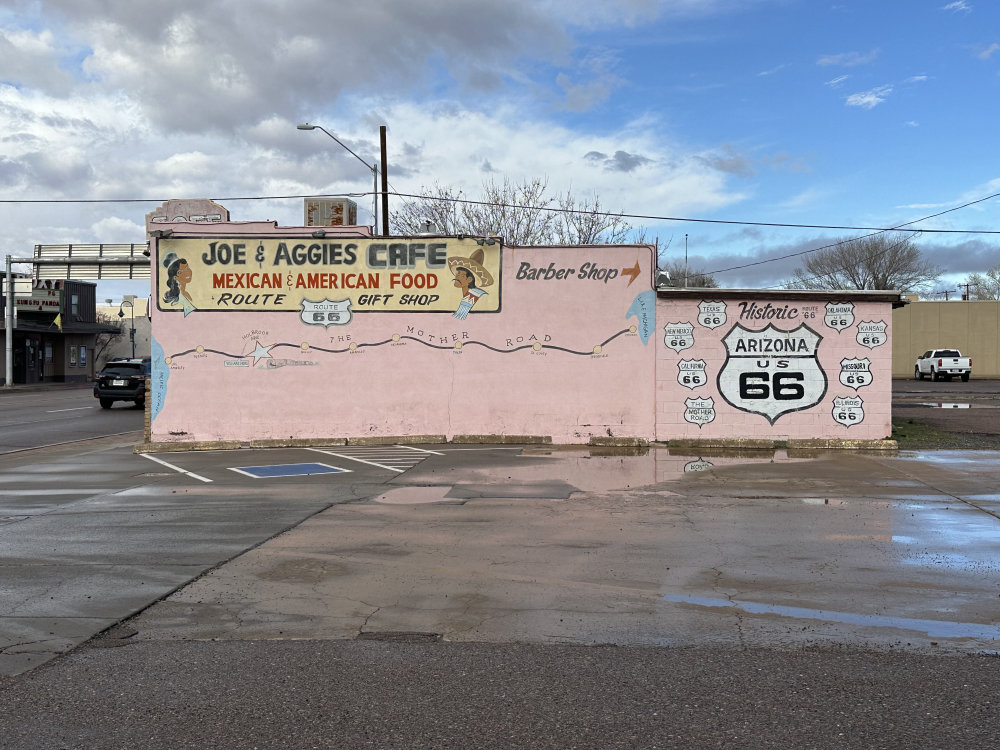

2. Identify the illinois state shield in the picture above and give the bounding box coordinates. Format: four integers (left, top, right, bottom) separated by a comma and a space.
718, 322, 828, 425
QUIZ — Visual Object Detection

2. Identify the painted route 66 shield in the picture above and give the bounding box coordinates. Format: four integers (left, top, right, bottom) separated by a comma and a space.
718, 323, 827, 425
832, 395, 864, 428
300, 297, 352, 328
697, 300, 727, 330
839, 357, 872, 390
677, 359, 708, 390
856, 320, 887, 349
825, 301, 855, 332
663, 322, 695, 353
684, 396, 716, 427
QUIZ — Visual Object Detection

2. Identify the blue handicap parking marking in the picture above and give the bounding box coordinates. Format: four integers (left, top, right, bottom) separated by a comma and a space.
229, 462, 350, 479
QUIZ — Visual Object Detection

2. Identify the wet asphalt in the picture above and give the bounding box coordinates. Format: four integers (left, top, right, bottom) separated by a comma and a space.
0, 386, 999, 748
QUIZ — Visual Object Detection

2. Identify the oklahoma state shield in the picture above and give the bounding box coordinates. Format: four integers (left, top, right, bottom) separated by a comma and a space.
718, 322, 827, 425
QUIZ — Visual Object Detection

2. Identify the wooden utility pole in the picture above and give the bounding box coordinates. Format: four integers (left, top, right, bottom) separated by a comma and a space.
380, 126, 389, 236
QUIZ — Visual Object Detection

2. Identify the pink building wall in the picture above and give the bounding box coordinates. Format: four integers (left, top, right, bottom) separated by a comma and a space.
148, 223, 658, 445
655, 292, 896, 442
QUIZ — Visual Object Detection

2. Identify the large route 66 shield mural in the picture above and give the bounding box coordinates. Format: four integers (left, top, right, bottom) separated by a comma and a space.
718, 323, 828, 425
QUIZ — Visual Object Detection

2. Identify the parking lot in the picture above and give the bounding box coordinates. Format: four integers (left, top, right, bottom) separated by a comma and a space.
1, 384, 998, 747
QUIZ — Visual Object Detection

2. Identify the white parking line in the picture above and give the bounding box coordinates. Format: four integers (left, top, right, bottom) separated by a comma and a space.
306, 445, 439, 472
141, 453, 213, 483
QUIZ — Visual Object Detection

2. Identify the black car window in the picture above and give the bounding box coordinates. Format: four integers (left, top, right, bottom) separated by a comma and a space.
938, 350, 960, 357
101, 363, 145, 376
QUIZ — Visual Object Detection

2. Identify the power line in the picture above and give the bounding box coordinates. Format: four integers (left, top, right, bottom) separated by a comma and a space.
1, 190, 998, 235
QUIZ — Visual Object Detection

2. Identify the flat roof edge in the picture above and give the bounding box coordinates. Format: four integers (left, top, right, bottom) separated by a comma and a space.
656, 287, 908, 307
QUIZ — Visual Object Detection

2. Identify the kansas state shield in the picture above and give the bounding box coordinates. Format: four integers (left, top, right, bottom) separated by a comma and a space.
856, 320, 887, 349
663, 322, 695, 353
832, 395, 864, 427
697, 300, 727, 330
825, 301, 855, 332
839, 357, 872, 390
684, 396, 716, 427
677, 359, 708, 390
718, 323, 827, 425
300, 298, 352, 328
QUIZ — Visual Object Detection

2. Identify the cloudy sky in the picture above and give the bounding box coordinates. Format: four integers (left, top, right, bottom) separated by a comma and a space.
1, 0, 998, 301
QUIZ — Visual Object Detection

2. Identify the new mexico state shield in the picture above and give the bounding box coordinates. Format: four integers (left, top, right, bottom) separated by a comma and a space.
300, 297, 352, 328
718, 322, 827, 425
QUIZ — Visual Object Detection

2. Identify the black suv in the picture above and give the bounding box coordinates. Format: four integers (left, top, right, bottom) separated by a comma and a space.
93, 357, 151, 409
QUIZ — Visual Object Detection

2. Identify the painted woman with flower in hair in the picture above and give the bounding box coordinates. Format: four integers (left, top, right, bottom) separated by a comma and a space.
161, 251, 194, 308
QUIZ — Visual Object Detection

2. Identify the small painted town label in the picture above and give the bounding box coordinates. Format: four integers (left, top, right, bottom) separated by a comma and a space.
832, 395, 864, 427
677, 359, 708, 390
839, 357, 872, 390
825, 301, 855, 332
664, 322, 695, 353
856, 320, 887, 349
684, 396, 716, 427
684, 458, 715, 473
718, 322, 827, 424
300, 297, 352, 327
697, 300, 727, 329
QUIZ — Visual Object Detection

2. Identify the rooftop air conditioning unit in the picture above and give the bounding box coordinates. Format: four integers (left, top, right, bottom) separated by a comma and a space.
304, 198, 358, 227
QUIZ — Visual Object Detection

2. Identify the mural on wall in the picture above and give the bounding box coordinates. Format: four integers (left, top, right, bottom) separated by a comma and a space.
155, 236, 501, 316
658, 295, 893, 440
717, 322, 826, 425
149, 236, 657, 444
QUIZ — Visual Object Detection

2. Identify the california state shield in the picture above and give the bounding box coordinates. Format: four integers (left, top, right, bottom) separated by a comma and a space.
300, 298, 352, 328
717, 323, 827, 425
677, 359, 708, 390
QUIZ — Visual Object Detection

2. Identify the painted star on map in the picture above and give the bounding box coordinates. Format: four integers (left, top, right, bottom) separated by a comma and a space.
249, 341, 274, 366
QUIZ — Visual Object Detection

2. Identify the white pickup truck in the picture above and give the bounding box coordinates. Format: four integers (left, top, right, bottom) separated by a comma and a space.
914, 349, 972, 382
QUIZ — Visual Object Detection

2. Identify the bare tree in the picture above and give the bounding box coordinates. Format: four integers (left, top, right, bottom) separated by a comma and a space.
658, 259, 719, 288
962, 264, 1000, 300
390, 177, 634, 246
552, 192, 632, 245
787, 233, 939, 292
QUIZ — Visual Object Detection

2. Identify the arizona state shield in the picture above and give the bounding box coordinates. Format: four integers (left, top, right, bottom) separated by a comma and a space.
718, 322, 827, 425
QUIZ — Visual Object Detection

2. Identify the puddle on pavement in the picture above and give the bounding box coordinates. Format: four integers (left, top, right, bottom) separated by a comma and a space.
394, 447, 815, 499
662, 594, 1000, 640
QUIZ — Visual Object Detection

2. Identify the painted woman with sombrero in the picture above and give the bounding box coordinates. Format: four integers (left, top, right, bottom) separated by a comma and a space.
447, 248, 494, 320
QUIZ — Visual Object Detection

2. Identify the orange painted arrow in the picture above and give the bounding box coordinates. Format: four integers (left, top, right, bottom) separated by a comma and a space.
622, 261, 641, 286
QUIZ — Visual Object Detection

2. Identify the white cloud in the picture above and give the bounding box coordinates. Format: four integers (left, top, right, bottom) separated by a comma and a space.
846, 85, 893, 109
978, 43, 999, 59
817, 49, 879, 67
825, 75, 850, 87
942, 1, 972, 12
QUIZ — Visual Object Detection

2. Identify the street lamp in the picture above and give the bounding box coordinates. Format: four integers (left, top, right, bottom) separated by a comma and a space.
297, 123, 380, 233
118, 299, 135, 359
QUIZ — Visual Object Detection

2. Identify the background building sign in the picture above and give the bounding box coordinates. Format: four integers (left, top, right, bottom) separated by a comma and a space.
155, 236, 502, 316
